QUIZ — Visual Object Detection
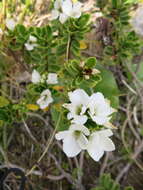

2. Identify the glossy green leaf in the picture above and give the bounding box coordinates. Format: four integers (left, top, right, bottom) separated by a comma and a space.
85, 57, 96, 68
78, 14, 90, 27
94, 65, 119, 108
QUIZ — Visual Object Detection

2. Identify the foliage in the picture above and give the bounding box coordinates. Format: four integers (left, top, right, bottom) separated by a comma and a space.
0, 0, 143, 189
91, 174, 134, 190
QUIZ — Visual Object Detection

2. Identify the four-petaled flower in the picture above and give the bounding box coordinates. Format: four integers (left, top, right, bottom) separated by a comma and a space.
6, 18, 16, 31
37, 89, 53, 109
31, 70, 41, 84
55, 124, 90, 157
62, 0, 82, 19
51, 0, 67, 24
51, 0, 82, 24
87, 129, 115, 161
88, 92, 116, 128
25, 35, 37, 51
46, 73, 58, 84
63, 89, 89, 125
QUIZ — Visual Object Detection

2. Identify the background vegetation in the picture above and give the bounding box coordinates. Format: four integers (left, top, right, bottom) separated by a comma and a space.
0, 0, 143, 189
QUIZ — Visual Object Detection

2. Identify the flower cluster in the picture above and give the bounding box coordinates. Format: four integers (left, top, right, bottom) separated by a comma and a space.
55, 89, 116, 161
4, 19, 38, 51
51, 0, 82, 23
32, 70, 58, 85
31, 70, 58, 109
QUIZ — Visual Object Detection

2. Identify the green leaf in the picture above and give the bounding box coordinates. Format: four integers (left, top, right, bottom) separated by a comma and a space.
56, 44, 67, 55
85, 57, 96, 68
16, 24, 27, 37
112, 0, 118, 8
75, 76, 84, 85
65, 62, 79, 76
94, 65, 119, 108
91, 174, 134, 190
78, 14, 90, 27
0, 108, 9, 122
0, 96, 10, 108
45, 25, 52, 40
71, 40, 80, 49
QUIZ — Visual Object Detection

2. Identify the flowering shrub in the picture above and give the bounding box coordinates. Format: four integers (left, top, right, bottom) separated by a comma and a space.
0, 0, 143, 189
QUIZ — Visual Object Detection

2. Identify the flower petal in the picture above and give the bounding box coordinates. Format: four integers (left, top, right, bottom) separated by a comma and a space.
54, 0, 62, 9
25, 43, 34, 51
62, 0, 72, 16
6, 18, 16, 30
29, 35, 37, 42
59, 13, 69, 23
51, 9, 60, 20
55, 131, 69, 140
87, 134, 104, 161
69, 124, 90, 136
73, 1, 82, 12
41, 89, 52, 96
101, 137, 115, 151
72, 2, 82, 18
31, 70, 41, 84
77, 133, 88, 149
72, 115, 88, 125
63, 133, 82, 157
98, 129, 113, 137
68, 89, 89, 105
89, 114, 110, 125
67, 112, 73, 120
88, 93, 108, 114
46, 73, 58, 84
37, 89, 53, 109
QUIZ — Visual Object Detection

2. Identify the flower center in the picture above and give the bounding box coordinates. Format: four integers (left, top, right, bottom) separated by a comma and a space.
76, 105, 82, 115
74, 131, 81, 139
43, 95, 48, 101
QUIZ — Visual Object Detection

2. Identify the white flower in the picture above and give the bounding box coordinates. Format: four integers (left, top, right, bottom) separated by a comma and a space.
87, 129, 115, 161
50, 0, 68, 24
37, 89, 53, 109
46, 73, 58, 84
88, 92, 116, 128
62, 0, 82, 19
131, 6, 143, 36
6, 18, 16, 31
51, 0, 82, 24
63, 89, 90, 125
31, 70, 41, 84
55, 124, 90, 157
25, 35, 37, 51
